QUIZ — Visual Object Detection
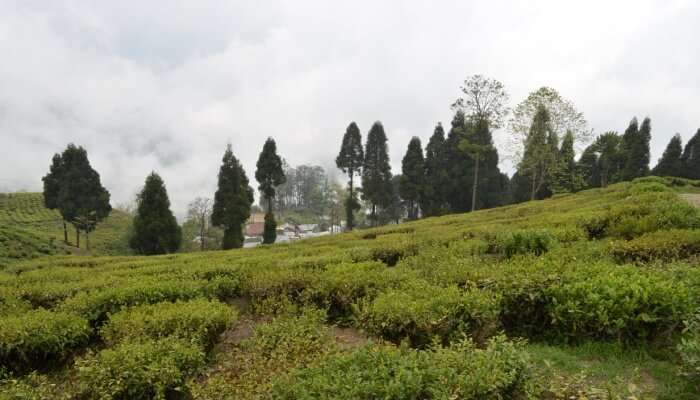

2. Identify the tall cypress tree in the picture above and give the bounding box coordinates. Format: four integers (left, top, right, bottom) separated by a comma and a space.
621, 117, 651, 180
362, 121, 392, 226
576, 144, 600, 189
212, 144, 254, 249
551, 130, 580, 193
335, 122, 364, 230
129, 172, 181, 255
42, 153, 68, 243
55, 144, 111, 249
255, 137, 286, 244
445, 111, 473, 212
595, 132, 625, 187
652, 134, 684, 177
681, 129, 700, 179
421, 123, 449, 217
399, 137, 424, 220
518, 105, 558, 200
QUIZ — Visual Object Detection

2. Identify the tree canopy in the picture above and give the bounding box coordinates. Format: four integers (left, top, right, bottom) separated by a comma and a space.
399, 137, 424, 220
362, 121, 392, 225
129, 172, 181, 255
212, 144, 254, 249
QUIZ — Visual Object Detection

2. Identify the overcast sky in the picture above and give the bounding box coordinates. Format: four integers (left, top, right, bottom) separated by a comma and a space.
1, 0, 698, 217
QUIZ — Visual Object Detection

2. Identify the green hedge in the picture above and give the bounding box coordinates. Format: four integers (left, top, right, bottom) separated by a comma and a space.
357, 281, 500, 346
271, 336, 531, 399
75, 338, 205, 400
100, 299, 237, 350
0, 309, 91, 373
491, 229, 556, 258
609, 229, 700, 263
678, 312, 700, 383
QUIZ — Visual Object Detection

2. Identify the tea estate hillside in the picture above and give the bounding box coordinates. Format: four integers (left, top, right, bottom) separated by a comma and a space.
0, 192, 133, 267
2, 176, 700, 399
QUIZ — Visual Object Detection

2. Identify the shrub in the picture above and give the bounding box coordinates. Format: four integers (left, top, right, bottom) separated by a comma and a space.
0, 372, 68, 399
357, 281, 500, 346
59, 279, 207, 325
606, 192, 700, 239
100, 299, 237, 350
75, 338, 205, 400
609, 229, 700, 263
271, 335, 532, 400
0, 309, 91, 373
492, 229, 555, 258
546, 271, 693, 342
242, 267, 318, 311
678, 313, 700, 383
301, 262, 408, 323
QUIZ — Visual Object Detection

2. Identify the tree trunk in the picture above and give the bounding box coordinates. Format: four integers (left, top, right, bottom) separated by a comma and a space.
347, 174, 354, 231
63, 220, 68, 244
86, 231, 90, 250
372, 203, 377, 227
76, 227, 80, 249
200, 220, 205, 251
471, 154, 480, 212
530, 172, 537, 201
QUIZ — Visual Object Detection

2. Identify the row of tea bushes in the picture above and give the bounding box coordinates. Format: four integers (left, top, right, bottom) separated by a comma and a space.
609, 229, 700, 263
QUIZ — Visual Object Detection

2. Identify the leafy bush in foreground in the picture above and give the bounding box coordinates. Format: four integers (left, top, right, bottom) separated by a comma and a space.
0, 309, 90, 373
271, 335, 532, 399
678, 312, 700, 383
492, 229, 555, 258
358, 281, 500, 346
100, 299, 237, 350
609, 229, 700, 263
75, 338, 205, 400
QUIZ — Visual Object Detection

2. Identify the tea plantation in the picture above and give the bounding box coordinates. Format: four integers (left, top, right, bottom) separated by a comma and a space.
2, 177, 700, 399
0, 193, 132, 267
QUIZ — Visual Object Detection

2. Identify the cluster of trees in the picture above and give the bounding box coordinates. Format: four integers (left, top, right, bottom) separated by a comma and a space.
42, 144, 111, 249
42, 75, 700, 255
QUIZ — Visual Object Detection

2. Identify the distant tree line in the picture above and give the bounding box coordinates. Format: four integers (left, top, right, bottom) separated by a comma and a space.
42, 75, 700, 255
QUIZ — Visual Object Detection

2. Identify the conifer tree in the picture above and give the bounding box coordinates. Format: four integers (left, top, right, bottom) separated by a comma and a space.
421, 123, 449, 217
595, 132, 625, 187
55, 144, 111, 249
681, 129, 700, 179
399, 137, 424, 220
335, 122, 364, 230
621, 117, 651, 180
129, 172, 181, 255
576, 145, 600, 188
445, 111, 473, 212
42, 153, 68, 243
458, 118, 495, 211
518, 105, 558, 200
255, 137, 286, 244
551, 130, 581, 193
652, 134, 684, 177
361, 121, 392, 225
212, 144, 254, 249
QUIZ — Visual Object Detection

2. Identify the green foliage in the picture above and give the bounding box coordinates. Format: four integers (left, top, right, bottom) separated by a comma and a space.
357, 281, 500, 346
129, 172, 182, 255
653, 133, 684, 177
609, 229, 700, 263
518, 105, 559, 201
100, 299, 237, 350
255, 137, 286, 204
680, 128, 700, 179
678, 312, 700, 383
621, 117, 651, 181
421, 123, 450, 217
492, 229, 555, 258
0, 309, 90, 373
212, 144, 254, 249
271, 335, 532, 400
262, 212, 277, 244
75, 338, 205, 400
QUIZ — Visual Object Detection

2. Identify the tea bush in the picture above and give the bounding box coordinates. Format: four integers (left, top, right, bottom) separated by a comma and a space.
271, 335, 532, 399
357, 280, 500, 346
75, 338, 205, 400
100, 299, 237, 350
678, 312, 700, 383
492, 229, 555, 258
609, 229, 700, 263
0, 309, 90, 373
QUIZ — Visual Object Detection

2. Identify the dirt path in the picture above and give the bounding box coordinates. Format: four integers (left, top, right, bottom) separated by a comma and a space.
681, 194, 700, 207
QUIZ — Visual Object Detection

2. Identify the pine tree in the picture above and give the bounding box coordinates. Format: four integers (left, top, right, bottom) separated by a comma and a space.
621, 117, 651, 180
421, 123, 449, 217
518, 105, 558, 200
255, 137, 286, 244
55, 144, 111, 249
399, 137, 424, 220
129, 172, 181, 255
445, 111, 473, 212
681, 129, 700, 179
42, 153, 68, 243
551, 131, 581, 193
382, 174, 404, 224
336, 122, 364, 230
458, 118, 495, 211
362, 121, 392, 226
595, 132, 625, 187
212, 144, 254, 249
576, 145, 600, 188
652, 134, 684, 177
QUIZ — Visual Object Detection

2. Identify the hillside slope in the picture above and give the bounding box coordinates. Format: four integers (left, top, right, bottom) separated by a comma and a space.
0, 192, 132, 266
2, 177, 700, 398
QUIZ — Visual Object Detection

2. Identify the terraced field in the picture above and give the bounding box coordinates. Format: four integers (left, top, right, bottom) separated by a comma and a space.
1, 177, 700, 399
0, 193, 132, 267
